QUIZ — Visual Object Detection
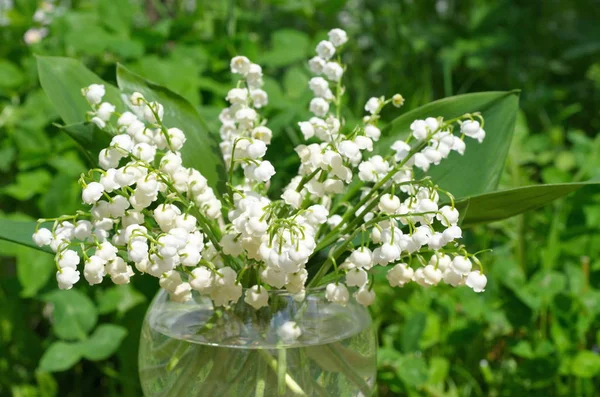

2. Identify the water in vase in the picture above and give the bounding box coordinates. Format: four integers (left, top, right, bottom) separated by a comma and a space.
138, 290, 377, 397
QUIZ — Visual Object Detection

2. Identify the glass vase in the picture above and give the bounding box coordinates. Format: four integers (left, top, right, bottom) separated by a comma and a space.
139, 287, 377, 396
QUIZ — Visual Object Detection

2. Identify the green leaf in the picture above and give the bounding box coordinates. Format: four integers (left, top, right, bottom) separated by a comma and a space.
283, 66, 309, 99
0, 60, 26, 89
511, 341, 535, 359
401, 312, 427, 353
116, 64, 227, 196
571, 351, 600, 378
2, 169, 52, 201
551, 322, 572, 353
17, 247, 55, 298
428, 357, 450, 384
96, 284, 146, 315
523, 270, 567, 308
35, 371, 58, 397
80, 324, 128, 361
0, 219, 52, 253
378, 90, 520, 199
420, 313, 441, 349
40, 174, 83, 217
38, 342, 82, 372
48, 152, 88, 178
259, 30, 311, 67
37, 56, 123, 126
0, 144, 15, 172
59, 122, 113, 164
42, 289, 98, 341
458, 180, 599, 227
396, 355, 429, 387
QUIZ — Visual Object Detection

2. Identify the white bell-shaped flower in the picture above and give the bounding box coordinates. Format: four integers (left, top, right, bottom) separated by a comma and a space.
466, 271, 487, 292
244, 285, 269, 309
346, 268, 368, 287
354, 286, 375, 306
325, 283, 349, 305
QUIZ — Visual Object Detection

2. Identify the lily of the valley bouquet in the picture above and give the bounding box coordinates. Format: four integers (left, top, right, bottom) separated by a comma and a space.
32, 28, 488, 309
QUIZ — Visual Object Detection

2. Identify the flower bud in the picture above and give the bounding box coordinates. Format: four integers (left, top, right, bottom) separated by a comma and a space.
392, 94, 405, 107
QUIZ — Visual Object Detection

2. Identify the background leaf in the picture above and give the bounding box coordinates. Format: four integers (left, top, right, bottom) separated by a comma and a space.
96, 285, 146, 315
116, 64, 227, 196
17, 247, 55, 298
571, 351, 600, 378
258, 30, 311, 67
42, 289, 98, 341
1, 170, 52, 201
0, 60, 26, 90
396, 355, 429, 388
378, 91, 520, 199
38, 342, 82, 373
80, 324, 128, 361
402, 312, 427, 353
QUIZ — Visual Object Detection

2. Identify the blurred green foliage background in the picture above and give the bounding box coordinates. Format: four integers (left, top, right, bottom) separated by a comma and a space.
1, 0, 600, 396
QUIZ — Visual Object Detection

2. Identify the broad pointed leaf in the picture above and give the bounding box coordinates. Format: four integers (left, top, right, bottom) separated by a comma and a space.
458, 180, 600, 227
378, 90, 520, 199
0, 219, 52, 253
37, 56, 123, 125
116, 64, 227, 196
59, 122, 113, 165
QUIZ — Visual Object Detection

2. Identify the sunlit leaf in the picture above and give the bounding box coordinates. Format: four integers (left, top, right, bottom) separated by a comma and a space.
116, 64, 227, 196
378, 90, 520, 199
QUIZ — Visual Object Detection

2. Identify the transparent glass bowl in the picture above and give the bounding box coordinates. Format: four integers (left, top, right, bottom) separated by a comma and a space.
139, 288, 377, 396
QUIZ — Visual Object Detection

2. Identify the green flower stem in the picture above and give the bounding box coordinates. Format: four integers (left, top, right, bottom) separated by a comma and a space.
309, 211, 439, 287
153, 170, 244, 269
255, 356, 267, 397
140, 98, 174, 149
277, 348, 287, 395
296, 168, 321, 193
314, 177, 429, 253
313, 140, 428, 258
310, 116, 469, 280
323, 343, 373, 397
329, 180, 365, 215
228, 138, 241, 205
196, 347, 238, 396
323, 113, 468, 234
166, 341, 192, 371
257, 349, 307, 396
216, 353, 255, 396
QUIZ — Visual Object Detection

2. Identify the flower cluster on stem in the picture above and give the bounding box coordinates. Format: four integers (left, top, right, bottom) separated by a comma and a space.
34, 28, 488, 309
